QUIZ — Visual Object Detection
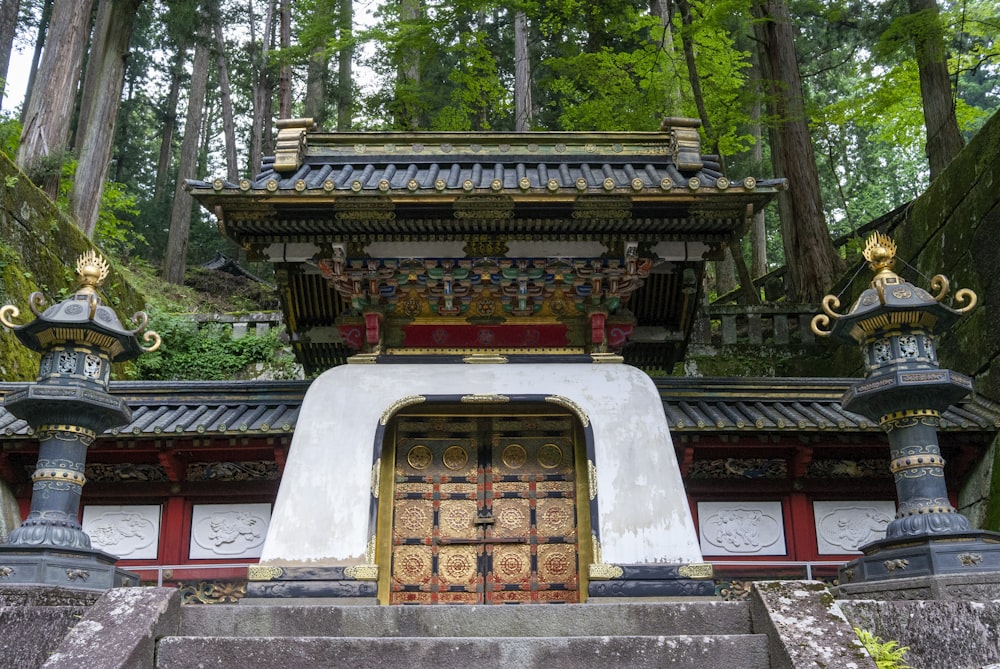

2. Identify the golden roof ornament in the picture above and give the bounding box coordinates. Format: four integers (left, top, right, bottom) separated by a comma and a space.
862, 231, 896, 275
75, 250, 110, 293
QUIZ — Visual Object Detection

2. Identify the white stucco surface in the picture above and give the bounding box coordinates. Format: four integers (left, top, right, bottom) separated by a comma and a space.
259, 363, 703, 566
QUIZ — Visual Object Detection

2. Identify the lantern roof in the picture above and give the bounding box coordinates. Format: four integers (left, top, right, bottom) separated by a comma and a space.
812, 233, 977, 344
0, 251, 160, 362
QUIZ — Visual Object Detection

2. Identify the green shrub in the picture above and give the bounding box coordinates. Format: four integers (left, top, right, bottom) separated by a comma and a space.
855, 628, 912, 669
127, 311, 298, 381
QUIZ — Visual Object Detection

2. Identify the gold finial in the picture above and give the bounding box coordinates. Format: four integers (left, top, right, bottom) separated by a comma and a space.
76, 251, 110, 292
862, 232, 896, 273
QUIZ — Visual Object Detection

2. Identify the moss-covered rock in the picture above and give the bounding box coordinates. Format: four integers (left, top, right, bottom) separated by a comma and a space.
0, 152, 145, 381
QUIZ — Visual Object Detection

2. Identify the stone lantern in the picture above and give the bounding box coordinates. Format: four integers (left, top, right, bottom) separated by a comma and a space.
0, 251, 160, 590
812, 232, 1000, 596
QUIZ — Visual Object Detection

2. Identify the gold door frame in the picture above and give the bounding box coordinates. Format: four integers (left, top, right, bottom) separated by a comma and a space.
374, 398, 594, 604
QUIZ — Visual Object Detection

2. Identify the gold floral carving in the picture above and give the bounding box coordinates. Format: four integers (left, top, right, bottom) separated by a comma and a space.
544, 396, 590, 427
366, 535, 377, 564
588, 460, 598, 500
247, 565, 284, 581
589, 563, 623, 580
380, 395, 426, 425
178, 581, 247, 604
345, 564, 379, 581
678, 563, 714, 580
589, 536, 621, 579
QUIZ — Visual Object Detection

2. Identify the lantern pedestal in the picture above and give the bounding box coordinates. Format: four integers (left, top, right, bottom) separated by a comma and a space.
0, 545, 140, 590
834, 558, 1000, 600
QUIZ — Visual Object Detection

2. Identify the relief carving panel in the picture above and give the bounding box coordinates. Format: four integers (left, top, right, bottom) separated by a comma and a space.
697, 501, 786, 556
189, 503, 271, 559
82, 505, 161, 560
812, 501, 895, 554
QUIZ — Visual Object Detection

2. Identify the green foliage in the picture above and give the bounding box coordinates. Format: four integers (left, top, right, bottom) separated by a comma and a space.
128, 311, 297, 381
93, 181, 145, 259
52, 160, 147, 259
0, 114, 20, 158
854, 628, 912, 669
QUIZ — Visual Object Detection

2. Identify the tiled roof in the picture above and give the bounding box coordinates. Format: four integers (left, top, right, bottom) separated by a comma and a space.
187, 131, 784, 196
0, 381, 303, 438
655, 377, 1000, 432
1, 377, 997, 440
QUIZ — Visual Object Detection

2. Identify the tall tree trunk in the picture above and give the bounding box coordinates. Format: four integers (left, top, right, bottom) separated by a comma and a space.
163, 36, 209, 285
112, 71, 134, 183
749, 48, 767, 279
304, 46, 327, 126
249, 0, 275, 176
154, 44, 186, 203
213, 18, 238, 182
752, 0, 844, 303
0, 0, 20, 110
648, 0, 682, 113
336, 0, 352, 130
397, 0, 422, 129
731, 243, 761, 305
715, 253, 737, 296
907, 0, 964, 180
70, 0, 139, 237
20, 0, 52, 122
277, 0, 291, 118
17, 0, 93, 199
513, 9, 531, 131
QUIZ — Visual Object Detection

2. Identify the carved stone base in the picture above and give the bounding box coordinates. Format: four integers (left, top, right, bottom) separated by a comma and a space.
0, 545, 139, 591
835, 530, 1000, 594
587, 563, 716, 599
834, 571, 1000, 601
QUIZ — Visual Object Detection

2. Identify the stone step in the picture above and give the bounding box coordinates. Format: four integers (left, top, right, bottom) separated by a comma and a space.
156, 633, 771, 669
179, 601, 752, 638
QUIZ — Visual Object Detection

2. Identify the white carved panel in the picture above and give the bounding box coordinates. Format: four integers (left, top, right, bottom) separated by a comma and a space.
697, 501, 786, 556
189, 503, 271, 559
82, 505, 161, 560
813, 501, 895, 554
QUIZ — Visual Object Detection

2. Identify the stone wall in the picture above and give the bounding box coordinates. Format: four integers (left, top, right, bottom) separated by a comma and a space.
841, 599, 1000, 669
0, 151, 145, 382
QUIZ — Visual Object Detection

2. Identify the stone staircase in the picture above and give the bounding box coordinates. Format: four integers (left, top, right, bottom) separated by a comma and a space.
28, 582, 876, 669
155, 601, 769, 669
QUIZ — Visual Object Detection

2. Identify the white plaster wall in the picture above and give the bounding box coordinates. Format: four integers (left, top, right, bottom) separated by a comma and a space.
260, 363, 702, 566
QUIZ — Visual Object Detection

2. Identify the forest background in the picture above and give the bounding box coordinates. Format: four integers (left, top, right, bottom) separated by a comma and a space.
0, 0, 997, 327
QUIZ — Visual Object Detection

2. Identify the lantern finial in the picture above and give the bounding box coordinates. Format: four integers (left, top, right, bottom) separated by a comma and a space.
76, 250, 110, 293
862, 232, 896, 274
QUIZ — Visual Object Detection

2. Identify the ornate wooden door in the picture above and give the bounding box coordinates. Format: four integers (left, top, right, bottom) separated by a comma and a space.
390, 413, 579, 604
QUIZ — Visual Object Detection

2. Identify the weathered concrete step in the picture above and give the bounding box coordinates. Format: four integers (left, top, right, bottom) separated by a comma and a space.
180, 601, 752, 638
156, 634, 770, 669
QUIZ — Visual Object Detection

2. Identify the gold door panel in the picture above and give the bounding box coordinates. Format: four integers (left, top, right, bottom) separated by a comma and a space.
389, 413, 579, 604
